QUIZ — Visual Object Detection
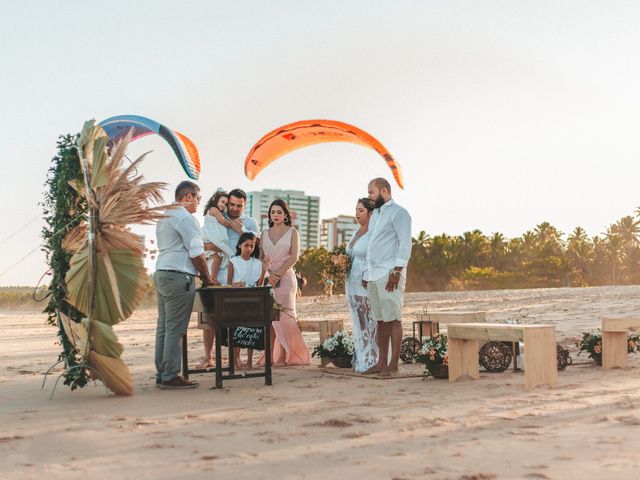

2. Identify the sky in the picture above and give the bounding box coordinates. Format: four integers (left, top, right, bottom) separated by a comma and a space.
1, 0, 640, 286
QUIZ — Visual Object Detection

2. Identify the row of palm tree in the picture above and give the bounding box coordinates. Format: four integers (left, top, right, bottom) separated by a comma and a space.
297, 210, 640, 293
407, 212, 640, 291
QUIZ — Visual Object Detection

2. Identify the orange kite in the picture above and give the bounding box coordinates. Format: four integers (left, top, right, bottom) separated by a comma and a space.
244, 119, 404, 189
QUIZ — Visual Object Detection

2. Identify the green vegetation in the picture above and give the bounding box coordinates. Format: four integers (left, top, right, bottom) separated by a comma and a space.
297, 212, 640, 294
4, 210, 640, 306
40, 133, 89, 389
0, 286, 48, 310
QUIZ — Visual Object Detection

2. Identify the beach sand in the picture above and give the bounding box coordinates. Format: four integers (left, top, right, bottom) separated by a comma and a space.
2, 285, 640, 479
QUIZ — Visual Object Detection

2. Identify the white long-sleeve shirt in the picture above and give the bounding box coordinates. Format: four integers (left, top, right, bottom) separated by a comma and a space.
364, 199, 412, 282
155, 204, 204, 276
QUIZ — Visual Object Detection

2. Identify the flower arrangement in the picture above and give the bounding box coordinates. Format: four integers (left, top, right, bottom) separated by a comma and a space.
577, 329, 640, 365
415, 334, 449, 378
318, 246, 352, 294
312, 330, 355, 361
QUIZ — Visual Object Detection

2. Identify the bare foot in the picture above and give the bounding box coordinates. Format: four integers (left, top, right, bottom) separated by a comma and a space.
362, 365, 383, 375
235, 361, 247, 371
379, 368, 399, 377
196, 357, 214, 369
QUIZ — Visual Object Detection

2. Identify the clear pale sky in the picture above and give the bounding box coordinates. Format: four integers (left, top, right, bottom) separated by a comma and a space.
1, 1, 640, 286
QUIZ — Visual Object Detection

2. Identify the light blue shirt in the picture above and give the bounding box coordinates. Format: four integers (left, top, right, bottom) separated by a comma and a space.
364, 199, 412, 282
216, 213, 260, 284
155, 205, 204, 276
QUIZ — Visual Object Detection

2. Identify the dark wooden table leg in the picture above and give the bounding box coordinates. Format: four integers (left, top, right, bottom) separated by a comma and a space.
182, 332, 189, 380
265, 325, 272, 385
228, 328, 235, 377
215, 324, 223, 388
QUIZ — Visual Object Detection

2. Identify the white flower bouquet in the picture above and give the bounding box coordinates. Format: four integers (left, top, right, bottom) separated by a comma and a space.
312, 330, 355, 360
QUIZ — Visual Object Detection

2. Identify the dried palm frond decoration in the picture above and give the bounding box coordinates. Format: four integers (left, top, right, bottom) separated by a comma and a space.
58, 120, 170, 396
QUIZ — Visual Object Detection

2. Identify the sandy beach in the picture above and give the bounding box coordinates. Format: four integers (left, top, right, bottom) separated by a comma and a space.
2, 285, 640, 479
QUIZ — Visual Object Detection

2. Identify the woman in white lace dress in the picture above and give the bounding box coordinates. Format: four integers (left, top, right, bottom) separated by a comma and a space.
346, 198, 379, 372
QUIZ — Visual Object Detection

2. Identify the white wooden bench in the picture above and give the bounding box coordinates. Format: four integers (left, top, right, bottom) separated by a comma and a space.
447, 323, 557, 391
602, 317, 640, 369
298, 319, 344, 367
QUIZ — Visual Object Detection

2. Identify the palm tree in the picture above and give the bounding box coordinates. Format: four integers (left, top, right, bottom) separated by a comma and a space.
604, 226, 624, 285
566, 227, 593, 286
489, 232, 508, 270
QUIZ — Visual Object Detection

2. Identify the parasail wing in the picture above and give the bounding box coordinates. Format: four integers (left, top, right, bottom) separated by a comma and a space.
98, 115, 201, 180
244, 119, 403, 188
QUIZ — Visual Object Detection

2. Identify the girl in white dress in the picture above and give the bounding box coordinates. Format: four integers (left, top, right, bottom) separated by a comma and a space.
202, 190, 235, 281
227, 232, 265, 369
346, 198, 379, 372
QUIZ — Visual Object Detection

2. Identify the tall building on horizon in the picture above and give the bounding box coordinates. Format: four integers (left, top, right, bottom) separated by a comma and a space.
320, 215, 358, 251
247, 189, 320, 251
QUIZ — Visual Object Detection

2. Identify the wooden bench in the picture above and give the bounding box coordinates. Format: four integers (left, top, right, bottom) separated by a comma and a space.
416, 311, 486, 336
447, 323, 557, 391
419, 311, 487, 325
602, 317, 640, 369
298, 319, 344, 367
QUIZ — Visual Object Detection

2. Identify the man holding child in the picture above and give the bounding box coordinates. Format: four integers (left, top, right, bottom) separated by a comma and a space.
198, 188, 259, 368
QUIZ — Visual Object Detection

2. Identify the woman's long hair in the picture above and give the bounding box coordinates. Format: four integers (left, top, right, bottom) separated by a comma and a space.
203, 190, 228, 216
235, 232, 260, 258
267, 199, 293, 227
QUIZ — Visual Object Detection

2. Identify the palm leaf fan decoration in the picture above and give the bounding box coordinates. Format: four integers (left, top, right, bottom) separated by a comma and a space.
61, 119, 170, 396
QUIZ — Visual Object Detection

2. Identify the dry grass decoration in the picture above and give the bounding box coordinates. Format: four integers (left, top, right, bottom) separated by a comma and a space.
60, 120, 169, 395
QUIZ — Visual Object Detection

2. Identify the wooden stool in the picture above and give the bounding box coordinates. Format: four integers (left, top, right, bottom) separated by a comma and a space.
298, 319, 343, 367
447, 323, 557, 391
602, 317, 640, 369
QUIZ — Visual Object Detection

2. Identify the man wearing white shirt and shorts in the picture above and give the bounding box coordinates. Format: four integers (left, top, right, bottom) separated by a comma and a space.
363, 178, 412, 376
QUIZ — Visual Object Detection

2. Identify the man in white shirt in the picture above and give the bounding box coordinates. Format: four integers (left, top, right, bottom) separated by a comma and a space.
363, 177, 412, 376
199, 188, 260, 367
155, 181, 216, 390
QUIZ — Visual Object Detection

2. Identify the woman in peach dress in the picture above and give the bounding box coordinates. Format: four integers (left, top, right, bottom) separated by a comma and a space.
260, 199, 311, 366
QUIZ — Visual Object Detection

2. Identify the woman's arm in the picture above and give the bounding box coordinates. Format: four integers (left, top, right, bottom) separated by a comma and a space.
257, 261, 266, 287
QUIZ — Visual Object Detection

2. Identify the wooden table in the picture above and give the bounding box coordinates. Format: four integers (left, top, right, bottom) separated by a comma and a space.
602, 317, 640, 369
447, 323, 557, 391
182, 286, 278, 388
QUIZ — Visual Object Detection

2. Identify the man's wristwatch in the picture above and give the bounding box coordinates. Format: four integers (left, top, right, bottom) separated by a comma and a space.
392, 269, 402, 278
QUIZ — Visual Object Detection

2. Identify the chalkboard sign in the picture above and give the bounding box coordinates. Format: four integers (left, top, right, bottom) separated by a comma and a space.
232, 326, 265, 350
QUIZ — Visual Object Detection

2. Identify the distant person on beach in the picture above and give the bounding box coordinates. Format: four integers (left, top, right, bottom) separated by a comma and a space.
346, 197, 379, 372
362, 178, 412, 377
154, 181, 216, 390
295, 271, 306, 298
198, 188, 259, 368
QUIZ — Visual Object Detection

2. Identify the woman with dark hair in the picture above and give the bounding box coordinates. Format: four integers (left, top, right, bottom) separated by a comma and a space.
259, 199, 311, 366
346, 197, 379, 372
